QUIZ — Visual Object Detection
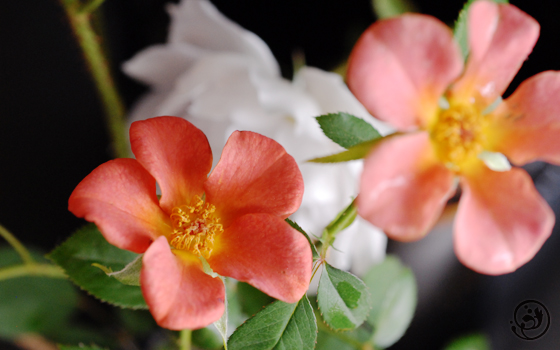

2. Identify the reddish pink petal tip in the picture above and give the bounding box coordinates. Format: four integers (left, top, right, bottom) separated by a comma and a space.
455, 167, 554, 275
141, 237, 225, 330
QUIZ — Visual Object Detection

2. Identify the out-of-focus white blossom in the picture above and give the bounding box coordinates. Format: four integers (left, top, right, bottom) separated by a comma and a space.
123, 0, 391, 276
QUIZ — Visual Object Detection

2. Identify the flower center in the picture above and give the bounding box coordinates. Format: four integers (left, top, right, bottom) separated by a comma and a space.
429, 103, 485, 171
169, 195, 223, 258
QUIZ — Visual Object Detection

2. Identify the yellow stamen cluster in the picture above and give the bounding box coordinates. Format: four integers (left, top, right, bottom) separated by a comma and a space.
430, 103, 485, 171
169, 195, 223, 258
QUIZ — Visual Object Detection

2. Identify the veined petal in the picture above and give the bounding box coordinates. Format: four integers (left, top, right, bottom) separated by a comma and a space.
130, 117, 212, 213
486, 71, 560, 165
141, 236, 225, 330
358, 132, 456, 241
122, 44, 204, 88
205, 131, 303, 227
68, 159, 169, 253
452, 2, 539, 106
208, 214, 311, 303
347, 14, 463, 130
177, 54, 268, 121
294, 67, 394, 136
167, 0, 279, 76
455, 165, 554, 275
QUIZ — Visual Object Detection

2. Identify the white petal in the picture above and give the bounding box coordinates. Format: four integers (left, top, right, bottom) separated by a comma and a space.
295, 67, 395, 136
127, 90, 171, 127
122, 44, 206, 87
326, 230, 354, 272
123, 0, 390, 278
348, 219, 388, 276
156, 53, 266, 119
166, 0, 279, 76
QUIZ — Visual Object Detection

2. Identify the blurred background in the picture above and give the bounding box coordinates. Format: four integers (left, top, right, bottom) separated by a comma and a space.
1, 0, 560, 349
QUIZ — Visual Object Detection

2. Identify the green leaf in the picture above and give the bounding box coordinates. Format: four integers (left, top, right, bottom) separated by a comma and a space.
308, 138, 380, 163
58, 345, 108, 350
316, 333, 355, 350
0, 247, 79, 340
286, 219, 319, 260
193, 327, 225, 350
317, 263, 372, 331
228, 295, 317, 350
362, 255, 417, 348
117, 309, 157, 335
316, 325, 371, 350
225, 278, 245, 331
48, 224, 147, 309
316, 113, 381, 149
453, 0, 509, 60
93, 253, 142, 286
371, 0, 417, 19
237, 281, 275, 316
444, 333, 490, 350
322, 199, 357, 250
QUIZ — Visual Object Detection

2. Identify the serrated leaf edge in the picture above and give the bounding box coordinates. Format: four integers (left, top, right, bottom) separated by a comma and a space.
46, 227, 148, 310
228, 296, 316, 349
317, 263, 372, 332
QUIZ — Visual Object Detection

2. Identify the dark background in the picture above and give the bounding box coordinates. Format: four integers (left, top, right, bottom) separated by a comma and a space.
1, 0, 560, 349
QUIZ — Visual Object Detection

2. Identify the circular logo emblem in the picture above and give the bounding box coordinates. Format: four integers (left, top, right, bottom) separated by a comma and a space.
510, 300, 550, 340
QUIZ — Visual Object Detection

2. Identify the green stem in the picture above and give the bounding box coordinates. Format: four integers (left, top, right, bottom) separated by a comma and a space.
60, 0, 129, 159
0, 264, 67, 282
179, 329, 192, 350
321, 198, 358, 257
80, 0, 106, 14
0, 224, 34, 265
310, 259, 324, 282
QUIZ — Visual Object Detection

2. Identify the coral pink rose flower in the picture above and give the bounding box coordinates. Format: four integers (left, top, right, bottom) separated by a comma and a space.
69, 116, 311, 329
348, 1, 560, 274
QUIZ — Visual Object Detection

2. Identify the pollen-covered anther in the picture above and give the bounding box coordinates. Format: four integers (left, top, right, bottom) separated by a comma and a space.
169, 195, 223, 258
430, 103, 486, 170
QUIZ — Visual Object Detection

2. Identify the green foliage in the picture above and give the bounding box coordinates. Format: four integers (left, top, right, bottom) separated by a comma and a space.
316, 113, 381, 149
316, 320, 372, 350
225, 278, 245, 330
444, 333, 490, 350
237, 281, 275, 316
362, 255, 417, 348
93, 253, 142, 286
58, 345, 108, 350
321, 199, 357, 251
317, 263, 372, 331
0, 248, 78, 339
286, 219, 319, 260
116, 309, 156, 336
316, 333, 355, 350
193, 327, 225, 350
371, 0, 417, 19
454, 0, 509, 60
311, 112, 385, 163
228, 295, 317, 350
107, 254, 142, 286
48, 225, 147, 309
308, 139, 381, 163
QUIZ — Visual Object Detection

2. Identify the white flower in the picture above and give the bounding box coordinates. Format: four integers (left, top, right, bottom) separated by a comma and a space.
123, 0, 391, 276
